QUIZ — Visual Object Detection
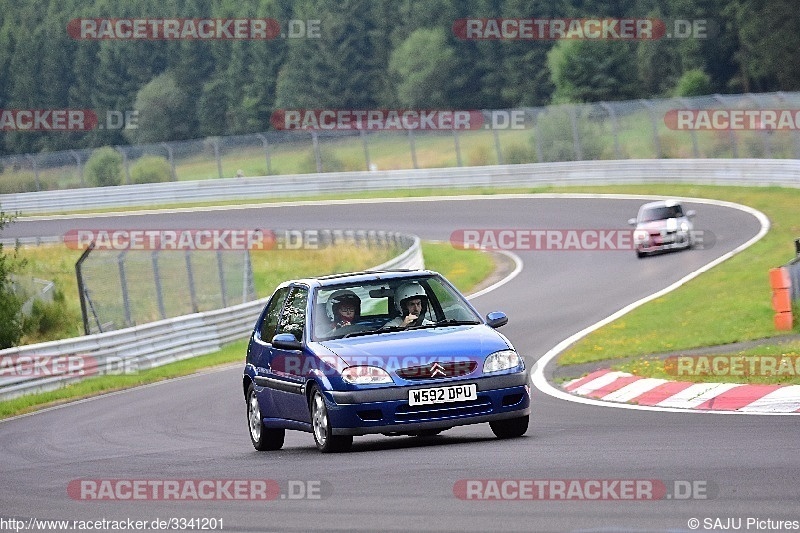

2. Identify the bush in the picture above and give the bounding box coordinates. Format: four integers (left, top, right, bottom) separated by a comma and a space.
22, 289, 79, 342
130, 155, 172, 184
468, 144, 492, 166
85, 146, 123, 187
674, 69, 712, 97
0, 171, 41, 194
534, 107, 606, 162
298, 148, 345, 173
503, 143, 537, 164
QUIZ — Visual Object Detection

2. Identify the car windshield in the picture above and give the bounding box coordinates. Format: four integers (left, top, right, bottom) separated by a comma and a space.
639, 205, 683, 222
312, 275, 481, 341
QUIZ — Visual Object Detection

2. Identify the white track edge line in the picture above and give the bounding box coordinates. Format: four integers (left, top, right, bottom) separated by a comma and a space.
529, 195, 799, 415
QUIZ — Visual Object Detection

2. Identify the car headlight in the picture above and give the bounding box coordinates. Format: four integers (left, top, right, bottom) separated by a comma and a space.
680, 222, 690, 232
633, 229, 650, 243
341, 366, 394, 385
483, 350, 523, 373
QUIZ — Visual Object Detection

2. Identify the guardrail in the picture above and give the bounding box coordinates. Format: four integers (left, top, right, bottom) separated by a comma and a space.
3, 158, 800, 215
0, 232, 422, 400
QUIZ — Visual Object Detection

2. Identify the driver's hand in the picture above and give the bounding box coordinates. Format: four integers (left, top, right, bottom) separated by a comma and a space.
403, 314, 418, 327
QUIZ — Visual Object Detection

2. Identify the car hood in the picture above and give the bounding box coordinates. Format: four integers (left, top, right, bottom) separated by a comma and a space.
314, 325, 511, 368
637, 218, 684, 232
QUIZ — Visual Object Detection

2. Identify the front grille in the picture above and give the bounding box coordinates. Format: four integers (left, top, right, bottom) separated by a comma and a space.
396, 361, 478, 381
394, 396, 493, 422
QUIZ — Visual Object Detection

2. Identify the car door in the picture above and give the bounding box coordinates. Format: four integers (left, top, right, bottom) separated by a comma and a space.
267, 285, 312, 423
248, 286, 290, 420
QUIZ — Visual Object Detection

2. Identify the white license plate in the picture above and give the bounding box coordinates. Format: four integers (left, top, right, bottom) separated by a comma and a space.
408, 383, 477, 406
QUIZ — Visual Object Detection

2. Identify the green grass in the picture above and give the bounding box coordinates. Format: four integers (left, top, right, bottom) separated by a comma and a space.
421, 241, 495, 294
555, 184, 799, 369
0, 241, 497, 419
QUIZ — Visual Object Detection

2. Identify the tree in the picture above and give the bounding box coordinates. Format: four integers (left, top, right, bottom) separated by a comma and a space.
124, 73, 194, 144
724, 0, 800, 92
389, 28, 457, 108
275, 0, 382, 109
547, 40, 642, 103
0, 210, 26, 348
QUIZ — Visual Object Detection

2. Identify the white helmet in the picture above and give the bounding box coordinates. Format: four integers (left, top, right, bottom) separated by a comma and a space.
394, 282, 428, 315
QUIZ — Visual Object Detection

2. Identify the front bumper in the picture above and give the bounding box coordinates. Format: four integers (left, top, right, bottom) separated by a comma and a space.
325, 371, 530, 436
637, 231, 691, 253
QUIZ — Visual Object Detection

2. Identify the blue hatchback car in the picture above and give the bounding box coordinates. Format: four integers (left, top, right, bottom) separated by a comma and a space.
243, 270, 530, 452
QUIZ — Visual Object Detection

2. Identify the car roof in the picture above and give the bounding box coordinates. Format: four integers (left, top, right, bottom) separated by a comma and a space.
639, 199, 682, 210
282, 269, 438, 289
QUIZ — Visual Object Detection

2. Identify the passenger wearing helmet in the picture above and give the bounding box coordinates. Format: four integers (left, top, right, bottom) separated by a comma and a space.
383, 281, 434, 328
327, 289, 361, 330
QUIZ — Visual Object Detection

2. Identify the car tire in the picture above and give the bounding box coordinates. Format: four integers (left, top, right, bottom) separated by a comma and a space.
490, 415, 529, 439
308, 384, 353, 453
246, 383, 285, 451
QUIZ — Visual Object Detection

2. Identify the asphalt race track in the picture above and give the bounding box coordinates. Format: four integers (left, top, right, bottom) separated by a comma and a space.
2, 195, 796, 533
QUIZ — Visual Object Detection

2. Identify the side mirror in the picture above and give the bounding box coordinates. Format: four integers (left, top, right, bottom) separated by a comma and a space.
272, 333, 302, 350
627, 218, 637, 226
486, 311, 508, 329
686, 209, 696, 218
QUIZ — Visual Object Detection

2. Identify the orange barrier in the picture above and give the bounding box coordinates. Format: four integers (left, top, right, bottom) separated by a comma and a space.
770, 267, 794, 330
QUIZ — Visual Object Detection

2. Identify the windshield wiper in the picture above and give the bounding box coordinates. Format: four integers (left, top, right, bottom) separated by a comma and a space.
407, 319, 480, 330
342, 326, 404, 338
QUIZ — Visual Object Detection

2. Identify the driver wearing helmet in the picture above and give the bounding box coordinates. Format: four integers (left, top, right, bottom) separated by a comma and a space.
383, 281, 434, 328
326, 289, 361, 330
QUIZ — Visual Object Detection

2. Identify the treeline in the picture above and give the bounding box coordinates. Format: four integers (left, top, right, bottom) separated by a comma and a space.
0, 0, 797, 156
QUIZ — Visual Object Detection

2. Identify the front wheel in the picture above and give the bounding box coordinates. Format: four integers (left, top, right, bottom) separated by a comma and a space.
247, 383, 285, 451
490, 415, 529, 439
309, 385, 353, 453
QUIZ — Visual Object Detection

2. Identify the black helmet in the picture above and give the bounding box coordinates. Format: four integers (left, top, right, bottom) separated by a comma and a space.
326, 289, 361, 322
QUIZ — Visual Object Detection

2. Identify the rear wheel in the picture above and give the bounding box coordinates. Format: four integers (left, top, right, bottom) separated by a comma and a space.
309, 385, 353, 453
246, 383, 285, 451
490, 415, 529, 439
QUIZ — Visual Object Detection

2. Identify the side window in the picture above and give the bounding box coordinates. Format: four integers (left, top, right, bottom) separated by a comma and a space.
258, 287, 290, 342
276, 287, 308, 342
